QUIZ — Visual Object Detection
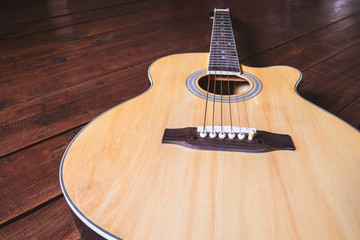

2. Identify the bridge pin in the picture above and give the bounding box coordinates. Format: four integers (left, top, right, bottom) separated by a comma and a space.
209, 132, 217, 138
200, 131, 207, 138
219, 132, 226, 139
228, 132, 236, 139
238, 133, 245, 140
248, 130, 255, 140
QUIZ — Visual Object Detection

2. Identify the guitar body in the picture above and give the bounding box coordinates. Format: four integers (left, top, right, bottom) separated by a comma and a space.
60, 53, 360, 240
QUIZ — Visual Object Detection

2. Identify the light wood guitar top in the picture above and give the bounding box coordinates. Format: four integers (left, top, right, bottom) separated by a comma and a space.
60, 53, 360, 240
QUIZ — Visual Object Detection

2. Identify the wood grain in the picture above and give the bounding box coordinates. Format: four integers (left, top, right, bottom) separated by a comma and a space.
0, 127, 82, 225
0, 196, 104, 240
1, 0, 359, 238
299, 42, 360, 119
61, 53, 360, 239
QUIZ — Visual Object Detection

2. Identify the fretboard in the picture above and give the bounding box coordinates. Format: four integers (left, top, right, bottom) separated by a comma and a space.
208, 9, 241, 75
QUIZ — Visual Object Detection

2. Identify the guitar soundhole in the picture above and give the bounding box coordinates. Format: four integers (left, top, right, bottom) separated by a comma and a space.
198, 75, 250, 96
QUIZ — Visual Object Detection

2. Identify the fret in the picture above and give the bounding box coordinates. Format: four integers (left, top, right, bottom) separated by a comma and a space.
208, 68, 240, 72
211, 36, 235, 38
209, 65, 239, 68
209, 64, 240, 67
210, 55, 237, 60
212, 34, 233, 36
212, 26, 232, 29
210, 51, 237, 54
210, 52, 237, 56
210, 56, 237, 58
210, 54, 238, 57
209, 58, 238, 61
210, 53, 237, 56
209, 63, 238, 66
210, 52, 237, 55
211, 45, 236, 47
209, 60, 237, 63
212, 37, 233, 39
209, 60, 239, 63
209, 67, 240, 71
211, 44, 236, 48
208, 8, 241, 74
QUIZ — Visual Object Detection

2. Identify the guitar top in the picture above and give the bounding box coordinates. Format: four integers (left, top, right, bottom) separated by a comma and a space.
60, 9, 360, 240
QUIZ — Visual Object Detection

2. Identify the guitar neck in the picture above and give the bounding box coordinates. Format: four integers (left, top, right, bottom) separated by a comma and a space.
208, 8, 241, 76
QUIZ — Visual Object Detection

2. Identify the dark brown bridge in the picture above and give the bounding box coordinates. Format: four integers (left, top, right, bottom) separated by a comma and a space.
162, 127, 295, 153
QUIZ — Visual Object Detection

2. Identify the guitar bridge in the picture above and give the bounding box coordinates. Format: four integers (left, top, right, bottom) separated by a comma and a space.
162, 127, 295, 153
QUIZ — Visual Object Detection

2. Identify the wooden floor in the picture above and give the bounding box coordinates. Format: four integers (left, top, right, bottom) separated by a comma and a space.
0, 0, 359, 239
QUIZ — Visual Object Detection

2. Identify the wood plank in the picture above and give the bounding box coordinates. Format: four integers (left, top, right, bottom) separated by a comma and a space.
242, 13, 360, 128
232, 0, 360, 60
298, 42, 360, 122
0, 0, 297, 73
243, 13, 360, 70
0, 62, 150, 157
3, 0, 359, 69
0, 2, 149, 39
0, 13, 210, 111
0, 2, 204, 67
338, 97, 360, 130
0, 0, 137, 27
0, 128, 80, 225
0, 196, 104, 240
0, 0, 297, 39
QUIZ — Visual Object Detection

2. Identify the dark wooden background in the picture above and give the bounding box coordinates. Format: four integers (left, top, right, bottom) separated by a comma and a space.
0, 0, 359, 239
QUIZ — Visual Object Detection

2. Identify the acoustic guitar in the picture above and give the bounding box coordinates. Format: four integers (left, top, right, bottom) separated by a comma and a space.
60, 8, 360, 240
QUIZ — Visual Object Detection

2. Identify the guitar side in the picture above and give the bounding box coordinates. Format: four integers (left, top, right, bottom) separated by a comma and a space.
60, 53, 360, 240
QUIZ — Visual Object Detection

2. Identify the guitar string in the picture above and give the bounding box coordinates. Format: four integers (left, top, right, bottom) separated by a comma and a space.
226, 10, 251, 134
218, 10, 235, 135
224, 14, 233, 134
202, 73, 211, 133
242, 84, 251, 131
211, 10, 222, 135
236, 83, 242, 133
218, 11, 225, 134
202, 9, 217, 134
211, 11, 217, 134
220, 18, 224, 134
227, 11, 236, 134
219, 10, 235, 135
212, 69, 217, 134
220, 11, 233, 134
220, 11, 230, 135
